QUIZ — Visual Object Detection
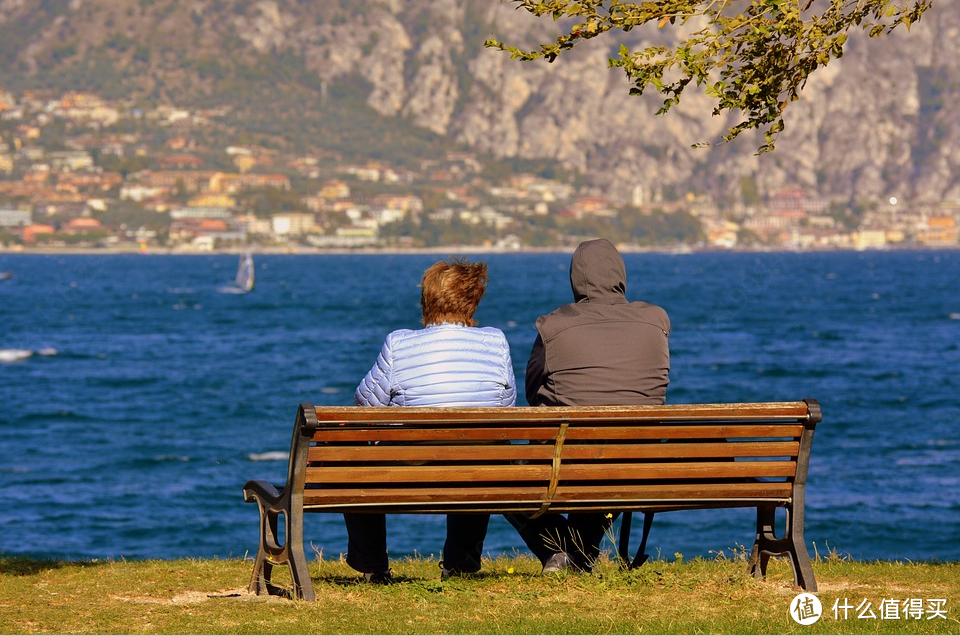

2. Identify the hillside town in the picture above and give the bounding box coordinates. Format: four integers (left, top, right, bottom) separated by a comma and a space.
1, 88, 958, 253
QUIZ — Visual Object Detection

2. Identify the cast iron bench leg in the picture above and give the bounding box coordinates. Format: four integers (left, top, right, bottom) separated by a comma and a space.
748, 505, 817, 592
618, 512, 654, 569
248, 507, 278, 595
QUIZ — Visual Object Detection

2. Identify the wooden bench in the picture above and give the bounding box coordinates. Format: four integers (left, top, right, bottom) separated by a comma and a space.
243, 399, 822, 600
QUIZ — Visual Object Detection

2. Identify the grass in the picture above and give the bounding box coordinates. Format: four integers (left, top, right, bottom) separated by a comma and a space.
1, 552, 958, 634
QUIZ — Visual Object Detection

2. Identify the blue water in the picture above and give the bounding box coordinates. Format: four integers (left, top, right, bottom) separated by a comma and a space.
1, 250, 958, 564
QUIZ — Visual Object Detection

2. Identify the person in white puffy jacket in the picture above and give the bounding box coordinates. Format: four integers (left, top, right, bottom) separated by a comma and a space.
347, 257, 517, 583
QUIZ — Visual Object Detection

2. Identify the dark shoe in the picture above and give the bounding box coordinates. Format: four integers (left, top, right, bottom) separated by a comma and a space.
541, 552, 574, 574
439, 563, 478, 581
363, 570, 393, 584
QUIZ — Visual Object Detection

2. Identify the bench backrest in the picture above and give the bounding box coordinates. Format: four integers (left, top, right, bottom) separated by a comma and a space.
286, 400, 821, 516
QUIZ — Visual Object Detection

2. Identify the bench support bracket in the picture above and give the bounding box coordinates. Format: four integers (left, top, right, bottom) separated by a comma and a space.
617, 511, 654, 569
748, 505, 817, 591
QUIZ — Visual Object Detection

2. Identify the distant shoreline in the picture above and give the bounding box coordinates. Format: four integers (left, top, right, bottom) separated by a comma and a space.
2, 244, 958, 257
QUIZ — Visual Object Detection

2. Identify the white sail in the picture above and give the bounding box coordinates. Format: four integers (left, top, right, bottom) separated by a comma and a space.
236, 252, 255, 292
218, 252, 255, 294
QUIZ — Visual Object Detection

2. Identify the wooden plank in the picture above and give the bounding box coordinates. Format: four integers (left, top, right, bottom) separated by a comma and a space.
302, 500, 786, 514
305, 464, 552, 484
308, 444, 555, 463
562, 424, 804, 440
557, 460, 798, 480
312, 402, 812, 425
306, 440, 799, 463
558, 440, 800, 460
307, 441, 800, 462
303, 486, 549, 507
311, 427, 559, 443
552, 482, 794, 501
310, 423, 804, 444
300, 482, 792, 508
304, 460, 795, 485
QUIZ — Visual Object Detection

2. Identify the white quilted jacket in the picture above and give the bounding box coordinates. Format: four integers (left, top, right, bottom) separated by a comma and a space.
354, 323, 517, 407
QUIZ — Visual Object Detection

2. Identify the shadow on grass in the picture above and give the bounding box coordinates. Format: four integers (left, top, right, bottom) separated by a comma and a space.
0, 556, 77, 576
245, 570, 501, 599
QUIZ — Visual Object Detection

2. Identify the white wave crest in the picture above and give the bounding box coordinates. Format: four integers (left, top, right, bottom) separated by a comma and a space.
247, 451, 289, 462
0, 349, 33, 363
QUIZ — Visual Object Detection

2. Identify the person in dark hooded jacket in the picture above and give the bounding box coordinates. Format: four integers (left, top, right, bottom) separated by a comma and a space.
507, 238, 670, 573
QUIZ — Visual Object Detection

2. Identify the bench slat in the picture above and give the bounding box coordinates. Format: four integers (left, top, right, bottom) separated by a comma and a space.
561, 441, 800, 459
558, 461, 797, 480
308, 444, 556, 463
307, 440, 800, 463
562, 424, 804, 439
311, 427, 558, 443
309, 423, 804, 443
304, 486, 550, 507
308, 402, 813, 425
305, 464, 552, 483
305, 460, 797, 484
553, 482, 794, 501
301, 481, 794, 508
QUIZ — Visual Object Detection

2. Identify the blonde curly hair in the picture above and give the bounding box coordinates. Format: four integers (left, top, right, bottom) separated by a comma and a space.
420, 257, 489, 327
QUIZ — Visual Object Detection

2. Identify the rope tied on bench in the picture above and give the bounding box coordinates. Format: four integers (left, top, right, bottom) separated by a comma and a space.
530, 421, 569, 519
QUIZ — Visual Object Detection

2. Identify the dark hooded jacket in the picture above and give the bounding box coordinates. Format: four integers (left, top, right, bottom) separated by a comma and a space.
525, 239, 670, 406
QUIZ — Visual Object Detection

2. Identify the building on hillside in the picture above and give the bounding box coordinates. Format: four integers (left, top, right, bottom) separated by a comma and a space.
704, 219, 740, 249
685, 193, 720, 219
170, 206, 232, 220
47, 150, 94, 172
233, 213, 272, 236
743, 213, 794, 245
63, 217, 103, 233
23, 165, 50, 184
120, 184, 167, 202
169, 218, 245, 249
56, 172, 123, 193
570, 196, 617, 219
158, 155, 203, 170
58, 91, 101, 109
853, 229, 888, 250
918, 216, 958, 246
370, 194, 423, 214
188, 193, 236, 208
344, 164, 383, 182
23, 223, 56, 243
0, 208, 31, 228
233, 154, 256, 173
319, 179, 351, 200
271, 212, 316, 236
208, 172, 291, 193
135, 170, 215, 194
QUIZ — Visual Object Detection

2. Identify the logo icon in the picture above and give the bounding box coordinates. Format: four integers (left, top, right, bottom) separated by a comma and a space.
790, 593, 822, 625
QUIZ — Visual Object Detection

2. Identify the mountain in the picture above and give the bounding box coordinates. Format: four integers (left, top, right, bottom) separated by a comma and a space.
1, 0, 956, 208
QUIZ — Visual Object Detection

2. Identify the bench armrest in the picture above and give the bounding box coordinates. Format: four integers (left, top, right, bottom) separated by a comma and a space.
243, 479, 285, 511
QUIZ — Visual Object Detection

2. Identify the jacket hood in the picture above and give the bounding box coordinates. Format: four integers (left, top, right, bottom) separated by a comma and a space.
569, 238, 627, 303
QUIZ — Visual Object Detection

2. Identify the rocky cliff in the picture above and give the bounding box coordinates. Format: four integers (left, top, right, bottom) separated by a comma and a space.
1, 0, 955, 206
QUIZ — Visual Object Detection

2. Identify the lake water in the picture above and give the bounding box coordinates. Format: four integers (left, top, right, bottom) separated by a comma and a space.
1, 249, 957, 564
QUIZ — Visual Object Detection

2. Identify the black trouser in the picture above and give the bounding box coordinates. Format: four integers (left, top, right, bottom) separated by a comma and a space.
505, 511, 619, 569
343, 512, 490, 574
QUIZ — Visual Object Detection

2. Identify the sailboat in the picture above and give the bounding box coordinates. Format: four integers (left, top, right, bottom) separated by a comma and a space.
218, 252, 255, 294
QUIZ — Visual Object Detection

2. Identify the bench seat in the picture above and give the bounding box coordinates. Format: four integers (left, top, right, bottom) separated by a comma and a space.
244, 399, 822, 600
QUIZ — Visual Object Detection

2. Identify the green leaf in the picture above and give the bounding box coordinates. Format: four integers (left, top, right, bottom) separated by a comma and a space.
486, 0, 933, 151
